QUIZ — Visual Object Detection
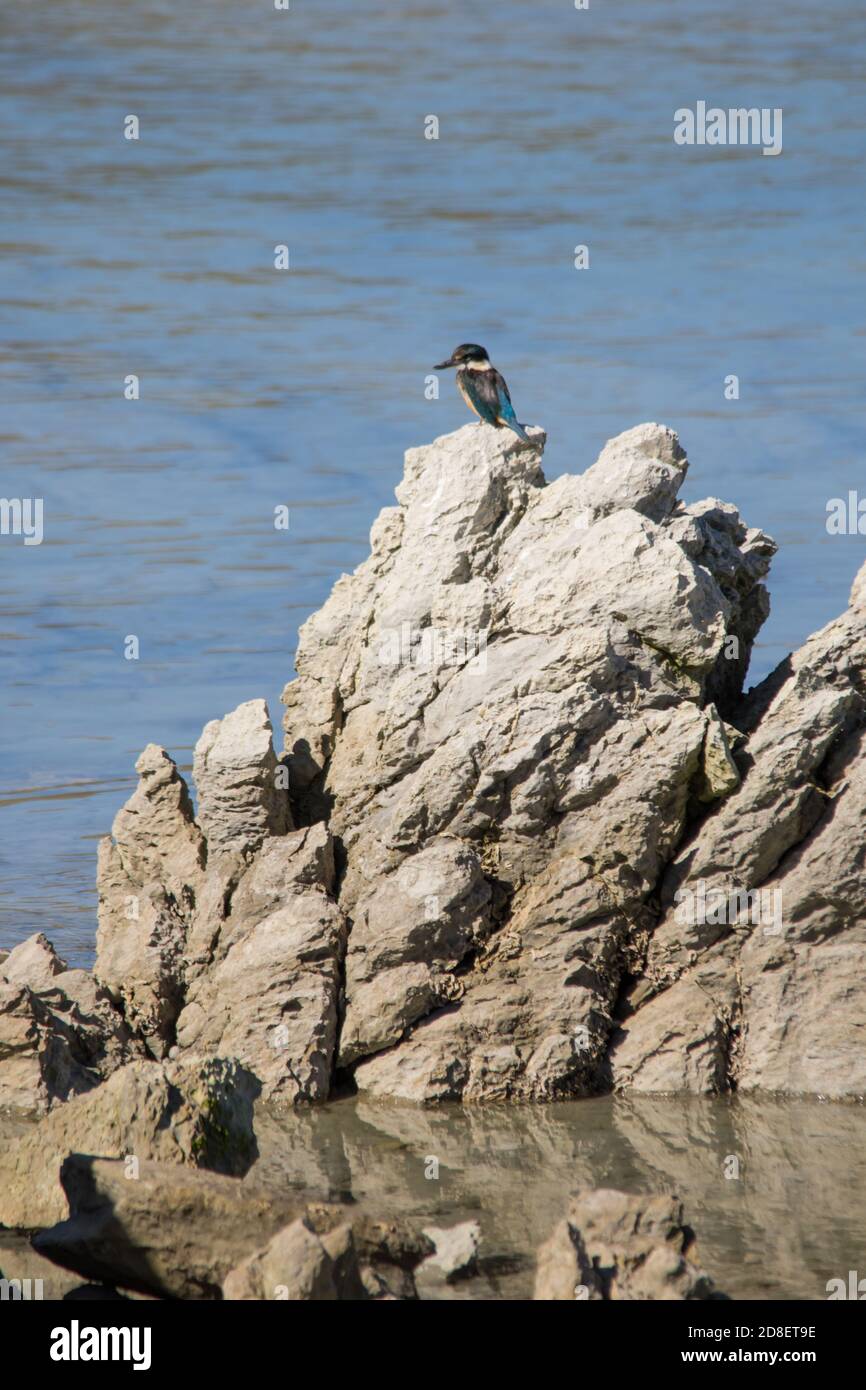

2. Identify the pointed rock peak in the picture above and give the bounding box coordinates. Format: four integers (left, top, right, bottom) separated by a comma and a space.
398, 422, 547, 511
195, 698, 278, 770
134, 742, 183, 783
2, 932, 68, 990
578, 422, 689, 524
193, 698, 292, 858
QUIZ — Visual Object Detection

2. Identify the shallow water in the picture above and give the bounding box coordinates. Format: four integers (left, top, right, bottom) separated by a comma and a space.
1, 2, 865, 967
253, 1093, 866, 1300
2, 1093, 863, 1299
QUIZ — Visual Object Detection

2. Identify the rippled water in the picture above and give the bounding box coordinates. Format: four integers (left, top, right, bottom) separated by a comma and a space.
2, 0, 865, 966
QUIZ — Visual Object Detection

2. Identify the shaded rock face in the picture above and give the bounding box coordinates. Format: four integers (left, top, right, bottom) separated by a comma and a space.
34, 1157, 303, 1300
0, 935, 142, 1115
174, 869, 345, 1102
533, 1188, 721, 1300
610, 583, 866, 1099
222, 1219, 361, 1301
280, 422, 779, 1101
0, 1231, 84, 1301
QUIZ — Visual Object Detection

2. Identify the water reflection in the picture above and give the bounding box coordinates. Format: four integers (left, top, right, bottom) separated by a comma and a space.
253, 1094, 866, 1300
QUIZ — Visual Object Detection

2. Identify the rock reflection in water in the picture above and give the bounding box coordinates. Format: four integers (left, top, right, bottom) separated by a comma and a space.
251, 1094, 866, 1300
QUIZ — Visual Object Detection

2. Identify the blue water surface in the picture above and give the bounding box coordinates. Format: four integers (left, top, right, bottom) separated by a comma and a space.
1, 0, 864, 964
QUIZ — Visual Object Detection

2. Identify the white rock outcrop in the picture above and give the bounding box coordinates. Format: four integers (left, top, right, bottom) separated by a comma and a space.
279, 422, 781, 1101
5, 419, 865, 1117
0, 934, 142, 1114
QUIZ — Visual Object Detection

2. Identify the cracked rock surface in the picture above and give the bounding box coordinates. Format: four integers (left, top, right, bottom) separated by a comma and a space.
4, 421, 865, 1115
280, 422, 785, 1101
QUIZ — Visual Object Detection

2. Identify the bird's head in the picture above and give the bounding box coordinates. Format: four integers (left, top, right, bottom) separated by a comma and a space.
435, 343, 490, 370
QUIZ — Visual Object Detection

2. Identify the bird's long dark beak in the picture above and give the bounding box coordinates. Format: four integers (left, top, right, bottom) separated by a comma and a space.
435, 357, 456, 370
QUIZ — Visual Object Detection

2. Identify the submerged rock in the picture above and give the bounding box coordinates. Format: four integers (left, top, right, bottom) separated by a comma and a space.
533, 1188, 722, 1300
222, 1210, 430, 1301
34, 1154, 429, 1301
34, 1156, 302, 1299
222, 1217, 361, 1301
0, 1231, 83, 1300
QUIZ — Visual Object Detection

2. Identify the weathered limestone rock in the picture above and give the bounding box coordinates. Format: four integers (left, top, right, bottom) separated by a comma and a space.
0, 1056, 258, 1229
175, 888, 345, 1103
331, 1214, 433, 1300
607, 961, 737, 1094
35, 1157, 425, 1301
3, 933, 67, 992
338, 838, 492, 1066
18, 418, 864, 1119
174, 820, 344, 1104
0, 937, 140, 1115
222, 1218, 363, 1300
613, 567, 866, 1098
95, 745, 206, 1056
666, 498, 776, 715
193, 698, 291, 858
571, 421, 688, 524
419, 1221, 480, 1283
533, 1188, 721, 1300
275, 421, 776, 1102
92, 700, 343, 1101
696, 705, 741, 802
101, 743, 206, 903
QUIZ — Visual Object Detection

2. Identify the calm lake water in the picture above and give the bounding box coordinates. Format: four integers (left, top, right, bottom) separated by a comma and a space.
2, 0, 865, 972
253, 1093, 866, 1300
2, 1091, 864, 1299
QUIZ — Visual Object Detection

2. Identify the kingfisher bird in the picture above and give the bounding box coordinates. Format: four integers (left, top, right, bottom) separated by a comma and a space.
435, 343, 531, 443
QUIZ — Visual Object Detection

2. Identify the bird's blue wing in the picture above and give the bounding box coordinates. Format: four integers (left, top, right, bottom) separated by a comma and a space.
492, 370, 518, 425
491, 370, 529, 441
459, 370, 501, 426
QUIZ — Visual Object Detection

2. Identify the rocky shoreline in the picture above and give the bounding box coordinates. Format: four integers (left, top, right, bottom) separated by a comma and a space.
2, 420, 865, 1298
